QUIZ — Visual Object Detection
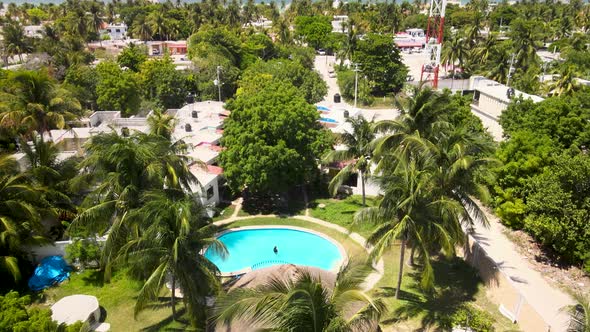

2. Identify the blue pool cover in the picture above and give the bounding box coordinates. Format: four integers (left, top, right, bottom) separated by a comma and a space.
316, 105, 330, 111
320, 117, 338, 123
28, 256, 71, 291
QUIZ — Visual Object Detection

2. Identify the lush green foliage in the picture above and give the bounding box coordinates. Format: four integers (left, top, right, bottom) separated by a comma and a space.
65, 238, 101, 268
220, 79, 331, 194
352, 33, 408, 96
294, 15, 332, 50
440, 304, 495, 332
95, 61, 141, 116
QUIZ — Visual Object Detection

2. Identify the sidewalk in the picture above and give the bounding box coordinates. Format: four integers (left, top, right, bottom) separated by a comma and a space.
471, 204, 573, 332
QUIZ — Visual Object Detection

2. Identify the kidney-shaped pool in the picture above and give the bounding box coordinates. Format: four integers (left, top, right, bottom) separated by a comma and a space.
204, 226, 346, 274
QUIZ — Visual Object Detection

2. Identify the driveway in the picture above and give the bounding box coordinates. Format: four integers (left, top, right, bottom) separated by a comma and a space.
314, 55, 399, 122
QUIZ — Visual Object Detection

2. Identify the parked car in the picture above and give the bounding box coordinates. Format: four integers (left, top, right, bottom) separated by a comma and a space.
329, 72, 336, 78
406, 75, 415, 82
317, 49, 326, 55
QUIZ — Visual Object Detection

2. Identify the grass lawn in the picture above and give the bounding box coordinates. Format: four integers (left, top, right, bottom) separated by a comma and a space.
40, 269, 191, 331
212, 202, 236, 222
309, 195, 379, 238
307, 195, 517, 331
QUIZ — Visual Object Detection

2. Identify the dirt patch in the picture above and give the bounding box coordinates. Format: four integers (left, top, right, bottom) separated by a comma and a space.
503, 228, 590, 295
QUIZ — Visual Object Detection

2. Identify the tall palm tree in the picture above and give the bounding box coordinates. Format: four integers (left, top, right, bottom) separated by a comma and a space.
548, 65, 578, 96
441, 33, 467, 89
106, 189, 225, 324
1, 20, 32, 62
148, 11, 169, 41
132, 15, 152, 42
213, 260, 386, 331
87, 1, 104, 44
0, 155, 50, 282
72, 130, 196, 236
354, 155, 458, 298
0, 70, 81, 137
562, 292, 590, 332
323, 116, 375, 206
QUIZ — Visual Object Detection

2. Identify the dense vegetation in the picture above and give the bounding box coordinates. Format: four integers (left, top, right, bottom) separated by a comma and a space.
491, 89, 590, 271
0, 0, 589, 329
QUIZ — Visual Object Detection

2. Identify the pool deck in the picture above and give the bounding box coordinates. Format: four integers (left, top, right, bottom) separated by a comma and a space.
212, 205, 384, 292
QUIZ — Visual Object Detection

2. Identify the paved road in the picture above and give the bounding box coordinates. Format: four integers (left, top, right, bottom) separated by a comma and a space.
314, 55, 399, 122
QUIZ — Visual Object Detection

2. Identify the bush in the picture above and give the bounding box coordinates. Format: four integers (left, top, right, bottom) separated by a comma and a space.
441, 304, 495, 332
65, 239, 101, 269
0, 291, 62, 332
336, 69, 374, 106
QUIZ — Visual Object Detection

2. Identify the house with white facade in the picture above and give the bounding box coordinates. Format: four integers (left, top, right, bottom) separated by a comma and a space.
100, 23, 128, 40
469, 76, 544, 141
24, 25, 44, 38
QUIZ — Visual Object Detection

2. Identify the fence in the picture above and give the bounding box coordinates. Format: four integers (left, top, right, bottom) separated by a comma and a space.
28, 236, 108, 264
460, 234, 550, 332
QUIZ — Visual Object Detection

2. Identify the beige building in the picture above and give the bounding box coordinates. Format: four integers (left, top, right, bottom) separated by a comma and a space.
469, 76, 544, 141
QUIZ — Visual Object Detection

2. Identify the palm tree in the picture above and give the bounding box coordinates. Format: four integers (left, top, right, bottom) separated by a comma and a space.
213, 260, 386, 331
132, 15, 152, 41
354, 155, 458, 298
148, 11, 169, 41
147, 109, 177, 140
72, 130, 197, 235
1, 20, 32, 63
547, 65, 578, 96
0, 70, 81, 137
441, 33, 467, 89
0, 155, 50, 282
105, 189, 225, 324
87, 1, 104, 45
323, 116, 375, 206
562, 292, 590, 332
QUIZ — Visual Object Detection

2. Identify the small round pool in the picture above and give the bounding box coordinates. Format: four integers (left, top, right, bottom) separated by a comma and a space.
204, 226, 345, 274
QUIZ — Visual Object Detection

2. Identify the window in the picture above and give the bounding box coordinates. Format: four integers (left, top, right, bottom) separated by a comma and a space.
206, 186, 214, 200
116, 29, 120, 33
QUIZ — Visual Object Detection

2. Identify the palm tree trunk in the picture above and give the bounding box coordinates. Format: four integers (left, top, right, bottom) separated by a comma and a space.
451, 66, 455, 90
360, 170, 366, 206
395, 236, 406, 299
171, 276, 177, 321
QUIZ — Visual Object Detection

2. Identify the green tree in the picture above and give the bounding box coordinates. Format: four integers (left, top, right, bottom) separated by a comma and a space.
0, 69, 81, 137
294, 15, 333, 49
1, 20, 32, 62
117, 43, 148, 72
352, 33, 408, 95
219, 80, 331, 195
0, 155, 50, 284
0, 291, 65, 331
138, 55, 187, 109
95, 61, 141, 116
105, 189, 225, 325
239, 59, 327, 104
323, 116, 375, 206
213, 261, 386, 331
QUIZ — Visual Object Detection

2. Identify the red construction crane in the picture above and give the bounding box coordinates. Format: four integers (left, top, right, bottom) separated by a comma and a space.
420, 0, 447, 89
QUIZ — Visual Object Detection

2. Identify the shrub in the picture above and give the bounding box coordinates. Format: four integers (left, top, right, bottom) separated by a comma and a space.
441, 304, 495, 332
65, 239, 101, 268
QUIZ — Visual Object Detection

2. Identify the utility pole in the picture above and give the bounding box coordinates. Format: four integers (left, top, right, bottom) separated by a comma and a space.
353, 63, 360, 109
214, 66, 222, 102
506, 53, 516, 87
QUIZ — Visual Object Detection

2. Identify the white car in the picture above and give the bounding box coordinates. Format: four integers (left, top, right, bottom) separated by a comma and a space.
317, 49, 326, 55
329, 72, 336, 78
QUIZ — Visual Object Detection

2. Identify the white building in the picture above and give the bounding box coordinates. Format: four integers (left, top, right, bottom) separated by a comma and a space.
24, 25, 44, 38
469, 76, 544, 141
332, 15, 348, 33
47, 101, 229, 207
100, 23, 128, 41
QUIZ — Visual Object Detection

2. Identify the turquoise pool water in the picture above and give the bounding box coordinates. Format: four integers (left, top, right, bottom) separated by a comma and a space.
204, 228, 344, 273
320, 117, 338, 123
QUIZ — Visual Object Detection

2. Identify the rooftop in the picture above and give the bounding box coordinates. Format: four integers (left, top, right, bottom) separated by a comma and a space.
470, 77, 544, 104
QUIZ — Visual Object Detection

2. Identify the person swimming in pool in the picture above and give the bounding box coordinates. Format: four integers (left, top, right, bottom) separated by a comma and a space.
273, 246, 278, 254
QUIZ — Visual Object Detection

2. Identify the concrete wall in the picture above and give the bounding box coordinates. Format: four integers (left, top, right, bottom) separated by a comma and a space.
460, 235, 550, 332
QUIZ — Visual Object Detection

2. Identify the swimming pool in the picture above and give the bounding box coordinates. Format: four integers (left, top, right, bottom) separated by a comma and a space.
320, 117, 338, 123
204, 226, 345, 274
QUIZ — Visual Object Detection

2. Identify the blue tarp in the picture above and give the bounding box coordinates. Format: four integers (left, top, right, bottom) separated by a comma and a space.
28, 256, 71, 291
